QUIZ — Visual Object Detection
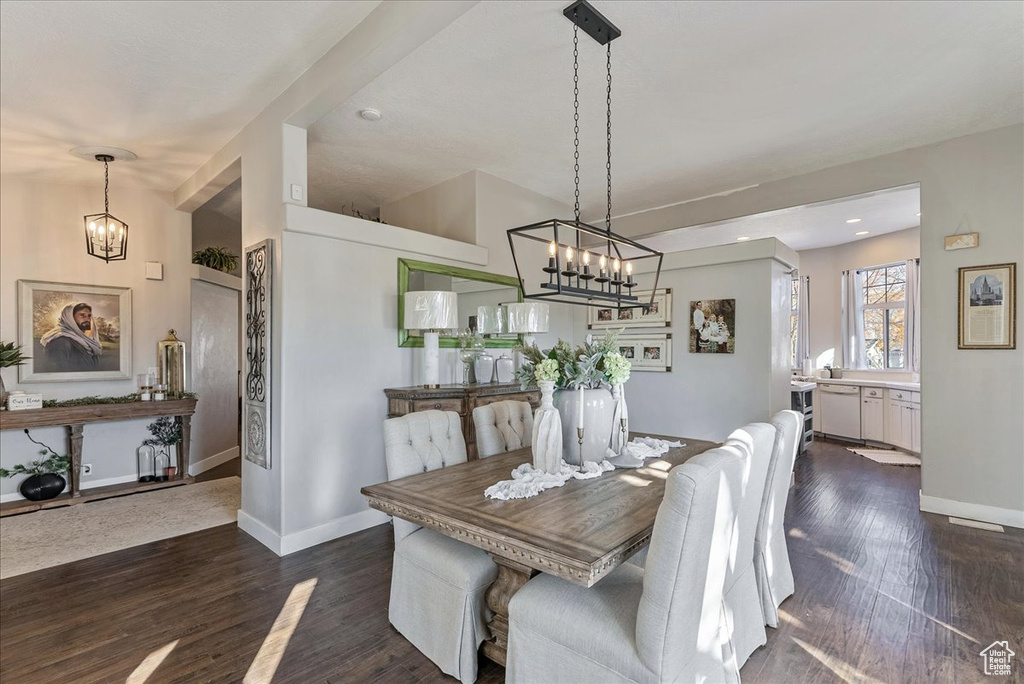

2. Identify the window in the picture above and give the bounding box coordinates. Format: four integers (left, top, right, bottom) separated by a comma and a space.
860, 263, 906, 369
790, 277, 799, 368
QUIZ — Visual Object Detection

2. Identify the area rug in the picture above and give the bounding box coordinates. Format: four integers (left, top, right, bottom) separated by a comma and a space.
847, 447, 921, 467
0, 476, 239, 579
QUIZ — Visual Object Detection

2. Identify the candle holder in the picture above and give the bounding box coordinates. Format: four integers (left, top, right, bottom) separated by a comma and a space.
619, 418, 628, 455
543, 257, 559, 286
577, 426, 586, 471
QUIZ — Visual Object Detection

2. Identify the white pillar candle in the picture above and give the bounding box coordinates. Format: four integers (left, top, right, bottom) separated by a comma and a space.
577, 385, 584, 427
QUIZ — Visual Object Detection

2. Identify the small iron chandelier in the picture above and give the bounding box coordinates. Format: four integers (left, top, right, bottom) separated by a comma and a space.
84, 154, 128, 262
507, 0, 662, 309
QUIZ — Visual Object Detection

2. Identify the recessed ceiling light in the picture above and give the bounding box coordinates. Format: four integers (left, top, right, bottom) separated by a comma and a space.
359, 108, 382, 121
736, 236, 750, 241
855, 230, 870, 236
846, 218, 862, 224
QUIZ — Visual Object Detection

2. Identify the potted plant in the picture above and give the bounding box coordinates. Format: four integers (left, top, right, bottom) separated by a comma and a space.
0, 430, 70, 501
0, 341, 30, 409
192, 246, 239, 274
143, 416, 182, 481
516, 330, 631, 464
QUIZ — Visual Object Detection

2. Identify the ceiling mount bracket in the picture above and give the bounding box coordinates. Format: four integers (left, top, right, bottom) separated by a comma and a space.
563, 0, 621, 45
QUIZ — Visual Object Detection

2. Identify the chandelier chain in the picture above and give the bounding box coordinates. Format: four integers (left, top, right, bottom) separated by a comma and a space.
572, 13, 580, 223
605, 41, 612, 235
104, 159, 110, 215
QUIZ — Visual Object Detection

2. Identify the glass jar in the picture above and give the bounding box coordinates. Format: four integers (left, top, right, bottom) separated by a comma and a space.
137, 445, 156, 483
154, 448, 170, 481
153, 384, 167, 401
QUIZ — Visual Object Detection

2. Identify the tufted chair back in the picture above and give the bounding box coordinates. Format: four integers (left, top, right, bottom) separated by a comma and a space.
472, 401, 535, 458
383, 410, 467, 542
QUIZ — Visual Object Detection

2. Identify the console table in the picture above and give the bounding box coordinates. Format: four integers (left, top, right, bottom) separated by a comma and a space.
0, 398, 197, 517
384, 384, 540, 460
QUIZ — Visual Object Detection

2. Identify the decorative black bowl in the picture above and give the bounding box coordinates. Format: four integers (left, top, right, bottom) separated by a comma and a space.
19, 473, 67, 501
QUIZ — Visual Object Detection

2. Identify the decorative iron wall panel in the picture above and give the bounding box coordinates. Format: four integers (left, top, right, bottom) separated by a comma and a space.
243, 239, 272, 469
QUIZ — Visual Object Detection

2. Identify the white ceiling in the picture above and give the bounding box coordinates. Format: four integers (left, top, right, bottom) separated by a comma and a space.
638, 184, 920, 253
0, 0, 379, 189
307, 0, 1023, 218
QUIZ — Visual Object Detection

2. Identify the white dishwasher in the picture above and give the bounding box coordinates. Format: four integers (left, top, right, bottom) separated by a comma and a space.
819, 383, 862, 440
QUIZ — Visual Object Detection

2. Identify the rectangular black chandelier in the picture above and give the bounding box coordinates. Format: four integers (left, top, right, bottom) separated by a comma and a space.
507, 218, 663, 310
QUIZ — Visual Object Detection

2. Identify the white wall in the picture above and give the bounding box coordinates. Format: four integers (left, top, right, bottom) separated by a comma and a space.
798, 227, 921, 375
611, 125, 1024, 525
189, 276, 240, 472
577, 240, 794, 442
379, 170, 476, 243
0, 178, 191, 499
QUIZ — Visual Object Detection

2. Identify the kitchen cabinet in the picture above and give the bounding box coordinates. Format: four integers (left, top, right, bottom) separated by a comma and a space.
861, 395, 884, 442
884, 389, 921, 453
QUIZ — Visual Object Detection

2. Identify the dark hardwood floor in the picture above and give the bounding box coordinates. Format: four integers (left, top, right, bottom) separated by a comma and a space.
1, 440, 1021, 683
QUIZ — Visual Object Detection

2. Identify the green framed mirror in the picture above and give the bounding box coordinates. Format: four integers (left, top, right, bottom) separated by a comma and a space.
398, 258, 523, 348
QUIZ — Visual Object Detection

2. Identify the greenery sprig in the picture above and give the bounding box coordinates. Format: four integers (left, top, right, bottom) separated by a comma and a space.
41, 392, 198, 408
143, 416, 182, 447
515, 329, 629, 390
1, 341, 30, 368
0, 429, 70, 478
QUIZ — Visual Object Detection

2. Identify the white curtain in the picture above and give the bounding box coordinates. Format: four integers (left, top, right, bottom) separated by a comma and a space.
840, 270, 865, 369
795, 275, 811, 368
905, 259, 921, 373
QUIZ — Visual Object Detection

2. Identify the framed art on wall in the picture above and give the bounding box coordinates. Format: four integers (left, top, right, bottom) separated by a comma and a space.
689, 298, 735, 354
618, 334, 672, 372
588, 289, 672, 329
18, 280, 132, 382
958, 262, 1016, 349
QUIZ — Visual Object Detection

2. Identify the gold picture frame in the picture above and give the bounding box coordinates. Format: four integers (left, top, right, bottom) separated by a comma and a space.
958, 262, 1016, 350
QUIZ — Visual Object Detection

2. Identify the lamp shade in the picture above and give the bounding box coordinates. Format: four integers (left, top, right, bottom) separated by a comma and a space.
404, 291, 458, 330
477, 305, 506, 335
505, 302, 550, 334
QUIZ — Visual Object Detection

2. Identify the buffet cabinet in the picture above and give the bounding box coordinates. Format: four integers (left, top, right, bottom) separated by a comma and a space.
384, 383, 541, 460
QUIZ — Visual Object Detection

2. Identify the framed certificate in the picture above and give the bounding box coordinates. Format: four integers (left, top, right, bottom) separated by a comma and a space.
958, 263, 1016, 350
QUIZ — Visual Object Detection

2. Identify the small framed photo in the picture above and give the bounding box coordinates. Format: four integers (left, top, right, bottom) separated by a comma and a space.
18, 280, 133, 382
588, 289, 672, 329
958, 263, 1016, 349
619, 334, 672, 372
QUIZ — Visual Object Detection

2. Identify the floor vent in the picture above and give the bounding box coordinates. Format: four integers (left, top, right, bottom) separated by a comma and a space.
949, 517, 1004, 533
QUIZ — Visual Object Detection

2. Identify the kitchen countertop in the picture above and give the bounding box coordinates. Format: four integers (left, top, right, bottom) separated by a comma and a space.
792, 375, 920, 392
790, 381, 817, 391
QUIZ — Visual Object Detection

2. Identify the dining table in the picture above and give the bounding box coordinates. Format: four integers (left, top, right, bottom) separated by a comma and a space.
360, 433, 716, 665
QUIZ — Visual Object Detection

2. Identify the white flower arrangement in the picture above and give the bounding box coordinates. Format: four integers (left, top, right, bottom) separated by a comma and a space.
534, 358, 561, 383
603, 351, 631, 386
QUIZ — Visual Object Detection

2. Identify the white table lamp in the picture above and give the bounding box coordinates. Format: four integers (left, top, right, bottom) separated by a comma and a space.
506, 302, 550, 349
476, 305, 506, 336
404, 291, 458, 388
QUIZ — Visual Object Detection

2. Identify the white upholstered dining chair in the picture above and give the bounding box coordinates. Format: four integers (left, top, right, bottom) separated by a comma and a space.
505, 446, 746, 684
472, 400, 534, 458
382, 410, 498, 684
755, 410, 802, 627
721, 422, 775, 668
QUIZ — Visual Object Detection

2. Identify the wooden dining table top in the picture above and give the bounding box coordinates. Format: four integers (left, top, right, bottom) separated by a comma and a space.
360, 435, 716, 587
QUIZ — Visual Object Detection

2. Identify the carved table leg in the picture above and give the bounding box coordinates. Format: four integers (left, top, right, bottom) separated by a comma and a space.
179, 415, 191, 479
68, 424, 84, 497
482, 556, 537, 666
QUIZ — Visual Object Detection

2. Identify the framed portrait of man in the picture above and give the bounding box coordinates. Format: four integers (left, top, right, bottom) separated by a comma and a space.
18, 280, 132, 382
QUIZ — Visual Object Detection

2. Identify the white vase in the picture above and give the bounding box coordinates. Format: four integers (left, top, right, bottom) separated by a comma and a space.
609, 383, 629, 454
553, 387, 614, 465
531, 380, 562, 474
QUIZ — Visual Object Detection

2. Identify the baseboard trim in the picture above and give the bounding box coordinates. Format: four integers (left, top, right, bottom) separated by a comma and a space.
237, 510, 282, 555
280, 509, 390, 556
237, 508, 390, 557
189, 446, 239, 476
919, 492, 1024, 530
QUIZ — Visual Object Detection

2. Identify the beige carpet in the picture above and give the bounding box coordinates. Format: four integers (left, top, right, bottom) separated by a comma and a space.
0, 476, 239, 579
847, 447, 921, 467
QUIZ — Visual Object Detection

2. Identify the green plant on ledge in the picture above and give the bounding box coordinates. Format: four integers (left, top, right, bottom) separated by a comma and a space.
0, 430, 70, 478
192, 246, 239, 273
